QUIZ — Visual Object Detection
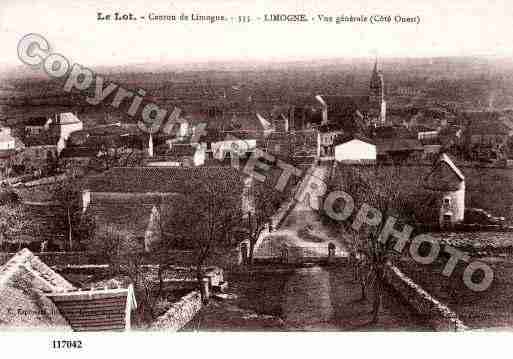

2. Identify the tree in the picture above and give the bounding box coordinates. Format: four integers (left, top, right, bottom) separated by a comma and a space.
184, 179, 243, 300
51, 178, 83, 251
85, 224, 155, 322
0, 203, 37, 251
242, 179, 284, 264
93, 138, 142, 171
44, 150, 58, 176
332, 165, 423, 324
155, 176, 244, 301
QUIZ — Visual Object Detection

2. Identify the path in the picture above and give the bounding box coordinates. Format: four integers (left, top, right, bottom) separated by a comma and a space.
187, 163, 430, 331
186, 264, 430, 331
255, 163, 348, 260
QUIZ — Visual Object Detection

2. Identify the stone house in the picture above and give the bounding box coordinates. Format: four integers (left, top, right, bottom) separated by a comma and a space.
0, 127, 16, 150
59, 146, 100, 170
23, 117, 52, 137
147, 143, 206, 167
54, 113, 83, 154
82, 167, 248, 250
211, 133, 257, 160
317, 123, 343, 157
0, 249, 137, 331
375, 138, 424, 163
424, 153, 465, 228
463, 112, 511, 160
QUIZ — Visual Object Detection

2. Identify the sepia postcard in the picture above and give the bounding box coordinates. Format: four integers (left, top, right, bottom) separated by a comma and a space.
1, 0, 513, 356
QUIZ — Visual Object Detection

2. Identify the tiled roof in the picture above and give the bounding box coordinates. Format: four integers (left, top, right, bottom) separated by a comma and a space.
59, 113, 81, 125
424, 153, 464, 191
83, 123, 142, 138
164, 144, 196, 157
295, 94, 369, 111
465, 112, 511, 135
334, 134, 375, 146
318, 123, 344, 133
225, 112, 266, 132
85, 166, 245, 194
87, 201, 161, 238
375, 138, 424, 154
322, 95, 370, 115
0, 249, 74, 329
414, 124, 438, 132
24, 117, 49, 127
220, 130, 260, 141
438, 153, 464, 181
23, 134, 60, 147
373, 125, 415, 139
200, 129, 226, 144
47, 286, 137, 332
60, 146, 99, 159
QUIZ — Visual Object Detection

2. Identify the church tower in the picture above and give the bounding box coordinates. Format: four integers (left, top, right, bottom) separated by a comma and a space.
369, 58, 386, 126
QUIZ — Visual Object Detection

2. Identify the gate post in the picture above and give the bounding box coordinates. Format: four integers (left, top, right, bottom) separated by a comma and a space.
240, 242, 248, 265
200, 277, 210, 303
328, 242, 336, 264
281, 245, 289, 264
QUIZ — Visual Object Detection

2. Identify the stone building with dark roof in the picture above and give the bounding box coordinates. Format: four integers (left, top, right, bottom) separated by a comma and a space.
462, 112, 511, 160
82, 167, 249, 249
0, 249, 137, 331
0, 249, 74, 330
375, 138, 424, 163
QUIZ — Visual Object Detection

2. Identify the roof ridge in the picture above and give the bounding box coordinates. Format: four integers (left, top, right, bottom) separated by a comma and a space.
439, 153, 465, 181
0, 249, 74, 293
0, 249, 34, 289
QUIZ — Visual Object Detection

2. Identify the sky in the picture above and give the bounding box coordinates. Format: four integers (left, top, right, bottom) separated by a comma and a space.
0, 0, 512, 67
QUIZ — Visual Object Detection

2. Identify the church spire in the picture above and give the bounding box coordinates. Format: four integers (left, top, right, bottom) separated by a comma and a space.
369, 56, 386, 126
370, 57, 381, 90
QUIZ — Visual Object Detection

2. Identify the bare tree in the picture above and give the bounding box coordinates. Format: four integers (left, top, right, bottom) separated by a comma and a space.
333, 165, 422, 324
85, 224, 156, 322
151, 176, 244, 302
0, 203, 37, 251
187, 179, 242, 300
52, 178, 82, 251
243, 180, 284, 264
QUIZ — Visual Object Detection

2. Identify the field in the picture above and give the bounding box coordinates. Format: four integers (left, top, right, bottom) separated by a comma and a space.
398, 256, 513, 330
4, 56, 513, 126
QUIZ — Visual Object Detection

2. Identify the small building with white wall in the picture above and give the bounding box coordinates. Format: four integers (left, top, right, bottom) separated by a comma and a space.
334, 135, 376, 163
55, 113, 83, 154
0, 127, 15, 150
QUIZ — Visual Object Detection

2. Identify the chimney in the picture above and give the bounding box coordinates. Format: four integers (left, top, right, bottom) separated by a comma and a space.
148, 133, 154, 157
289, 106, 295, 131
315, 95, 328, 125
82, 190, 91, 213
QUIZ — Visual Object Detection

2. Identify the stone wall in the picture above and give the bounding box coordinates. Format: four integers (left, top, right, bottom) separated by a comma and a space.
384, 263, 468, 332
150, 291, 202, 331
0, 252, 104, 267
